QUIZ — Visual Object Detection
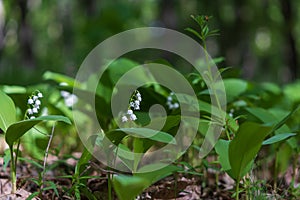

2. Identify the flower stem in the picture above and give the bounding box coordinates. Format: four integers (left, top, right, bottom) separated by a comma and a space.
108, 171, 112, 200
9, 146, 16, 194
42, 124, 56, 191
235, 180, 240, 200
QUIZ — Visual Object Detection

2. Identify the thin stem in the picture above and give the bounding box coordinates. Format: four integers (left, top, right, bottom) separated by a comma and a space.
15, 139, 21, 171
174, 172, 178, 199
274, 149, 279, 191
291, 153, 298, 186
235, 180, 240, 200
42, 124, 56, 191
10, 146, 16, 194
108, 172, 112, 200
202, 40, 224, 127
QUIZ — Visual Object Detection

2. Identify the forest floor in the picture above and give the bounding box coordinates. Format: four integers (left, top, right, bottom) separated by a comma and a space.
0, 154, 299, 200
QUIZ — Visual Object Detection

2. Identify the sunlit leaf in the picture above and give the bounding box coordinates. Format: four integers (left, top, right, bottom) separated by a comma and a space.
0, 90, 17, 132
263, 133, 296, 145
229, 122, 273, 180
215, 139, 231, 171
117, 128, 176, 144
5, 115, 71, 146
113, 175, 150, 200
223, 79, 248, 102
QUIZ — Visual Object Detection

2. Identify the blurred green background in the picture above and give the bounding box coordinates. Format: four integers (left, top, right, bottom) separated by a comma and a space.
0, 0, 299, 85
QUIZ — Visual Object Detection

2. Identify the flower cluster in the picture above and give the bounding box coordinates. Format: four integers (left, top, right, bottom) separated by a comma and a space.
166, 92, 179, 110
121, 90, 142, 122
26, 91, 43, 119
60, 82, 78, 107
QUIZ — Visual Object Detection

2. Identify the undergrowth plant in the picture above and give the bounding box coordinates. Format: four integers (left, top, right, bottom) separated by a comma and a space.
0, 13, 299, 200
41, 15, 300, 200
0, 90, 71, 194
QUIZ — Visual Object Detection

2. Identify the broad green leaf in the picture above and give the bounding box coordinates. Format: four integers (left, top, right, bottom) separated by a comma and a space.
43, 71, 79, 87
133, 138, 147, 171
1, 85, 27, 94
260, 82, 281, 95
198, 120, 209, 136
246, 106, 300, 131
215, 139, 231, 171
22, 126, 48, 159
271, 105, 300, 131
113, 175, 150, 200
223, 79, 248, 102
0, 90, 17, 132
105, 130, 126, 145
246, 107, 290, 133
5, 115, 71, 146
246, 107, 274, 123
115, 128, 176, 144
263, 133, 296, 145
284, 80, 300, 103
229, 122, 273, 180
108, 58, 156, 85
246, 106, 300, 149
115, 143, 135, 171
149, 115, 181, 132
137, 164, 183, 182
113, 164, 183, 200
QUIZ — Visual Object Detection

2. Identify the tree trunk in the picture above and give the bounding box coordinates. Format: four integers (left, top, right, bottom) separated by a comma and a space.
17, 0, 35, 69
280, 0, 298, 81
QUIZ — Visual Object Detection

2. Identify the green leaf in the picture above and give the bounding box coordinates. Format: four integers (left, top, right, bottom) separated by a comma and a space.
18, 157, 43, 169
43, 71, 79, 87
137, 164, 183, 182
246, 106, 300, 131
0, 90, 17, 132
260, 82, 281, 95
108, 58, 156, 85
27, 191, 40, 200
245, 107, 290, 133
113, 164, 182, 200
185, 27, 202, 40
74, 147, 92, 180
223, 79, 248, 102
22, 126, 48, 159
229, 122, 273, 180
113, 175, 150, 200
43, 181, 59, 197
5, 115, 71, 146
246, 106, 300, 149
271, 105, 300, 131
133, 138, 146, 171
115, 128, 176, 144
263, 133, 296, 145
1, 85, 27, 94
215, 139, 231, 171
